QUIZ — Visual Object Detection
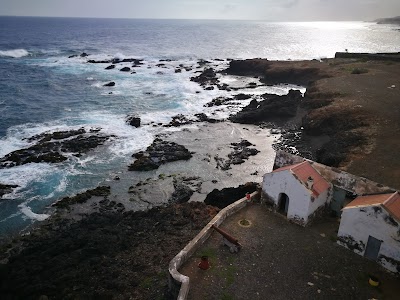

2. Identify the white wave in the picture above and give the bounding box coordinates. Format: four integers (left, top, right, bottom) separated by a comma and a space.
18, 203, 50, 221
0, 49, 30, 58
0, 163, 59, 193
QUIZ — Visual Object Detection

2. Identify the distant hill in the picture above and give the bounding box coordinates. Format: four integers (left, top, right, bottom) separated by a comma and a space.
375, 16, 400, 25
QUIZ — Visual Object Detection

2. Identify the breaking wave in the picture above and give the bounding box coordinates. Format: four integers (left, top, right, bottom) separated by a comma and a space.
0, 49, 30, 58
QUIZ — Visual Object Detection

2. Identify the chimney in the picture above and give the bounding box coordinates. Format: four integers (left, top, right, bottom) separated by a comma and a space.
307, 176, 314, 190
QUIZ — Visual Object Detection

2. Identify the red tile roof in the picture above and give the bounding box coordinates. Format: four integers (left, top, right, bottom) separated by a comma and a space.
273, 161, 330, 197
346, 192, 400, 221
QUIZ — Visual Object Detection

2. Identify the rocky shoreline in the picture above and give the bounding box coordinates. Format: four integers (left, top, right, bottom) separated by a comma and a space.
1, 53, 400, 299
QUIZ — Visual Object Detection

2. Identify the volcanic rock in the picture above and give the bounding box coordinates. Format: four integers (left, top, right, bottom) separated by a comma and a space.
103, 81, 115, 87
105, 65, 115, 70
120, 67, 131, 72
204, 182, 259, 208
0, 184, 18, 198
0, 129, 111, 168
229, 89, 302, 124
126, 115, 141, 128
129, 138, 193, 171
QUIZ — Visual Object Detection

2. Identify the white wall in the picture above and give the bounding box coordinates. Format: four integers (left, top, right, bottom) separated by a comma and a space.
307, 188, 332, 217
263, 170, 312, 224
338, 205, 400, 273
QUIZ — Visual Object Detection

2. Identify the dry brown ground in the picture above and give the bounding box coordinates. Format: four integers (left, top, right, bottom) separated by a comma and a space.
256, 58, 400, 189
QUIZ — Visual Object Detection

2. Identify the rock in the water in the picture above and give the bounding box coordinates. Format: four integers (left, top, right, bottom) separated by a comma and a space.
105, 65, 115, 70
194, 113, 220, 123
103, 81, 115, 87
0, 129, 111, 168
204, 182, 259, 208
52, 186, 111, 209
164, 114, 192, 127
0, 183, 18, 198
80, 52, 89, 57
214, 139, 259, 170
190, 68, 218, 88
129, 138, 193, 171
126, 115, 141, 128
120, 67, 131, 72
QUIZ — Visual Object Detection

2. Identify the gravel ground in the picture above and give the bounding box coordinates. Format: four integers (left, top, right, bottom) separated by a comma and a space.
180, 203, 400, 300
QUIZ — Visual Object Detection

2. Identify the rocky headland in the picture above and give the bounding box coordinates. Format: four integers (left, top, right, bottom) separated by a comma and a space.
1, 53, 400, 299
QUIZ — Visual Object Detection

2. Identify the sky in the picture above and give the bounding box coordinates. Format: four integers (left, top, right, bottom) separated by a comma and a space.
0, 0, 399, 21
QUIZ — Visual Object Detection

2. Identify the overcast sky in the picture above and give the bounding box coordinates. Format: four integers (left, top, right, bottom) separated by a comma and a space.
1, 0, 399, 21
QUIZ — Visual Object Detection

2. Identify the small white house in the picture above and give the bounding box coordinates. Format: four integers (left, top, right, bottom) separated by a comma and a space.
337, 192, 400, 273
262, 161, 332, 226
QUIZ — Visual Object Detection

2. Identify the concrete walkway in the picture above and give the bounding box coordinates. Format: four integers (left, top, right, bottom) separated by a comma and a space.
180, 203, 399, 300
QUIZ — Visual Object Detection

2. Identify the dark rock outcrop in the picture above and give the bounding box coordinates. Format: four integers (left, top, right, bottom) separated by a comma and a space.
0, 129, 111, 168
190, 68, 218, 88
204, 182, 258, 208
164, 114, 192, 127
52, 186, 111, 209
0, 202, 218, 300
129, 139, 193, 171
120, 67, 131, 72
229, 89, 302, 124
0, 184, 18, 198
103, 81, 115, 87
126, 115, 141, 128
204, 97, 233, 107
105, 65, 115, 70
214, 140, 260, 170
194, 113, 221, 123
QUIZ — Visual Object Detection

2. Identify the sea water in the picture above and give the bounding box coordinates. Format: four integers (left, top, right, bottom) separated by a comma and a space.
0, 17, 399, 237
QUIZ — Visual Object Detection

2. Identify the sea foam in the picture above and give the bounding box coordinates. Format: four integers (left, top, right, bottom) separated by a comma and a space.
0, 49, 30, 58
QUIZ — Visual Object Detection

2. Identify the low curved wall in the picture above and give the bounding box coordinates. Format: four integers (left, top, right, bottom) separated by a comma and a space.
168, 191, 258, 300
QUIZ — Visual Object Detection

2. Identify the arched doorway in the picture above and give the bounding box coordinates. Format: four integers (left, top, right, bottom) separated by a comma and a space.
278, 193, 289, 216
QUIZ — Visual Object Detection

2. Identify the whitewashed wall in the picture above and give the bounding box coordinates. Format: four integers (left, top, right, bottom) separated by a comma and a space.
307, 188, 332, 217
338, 206, 400, 273
263, 170, 312, 225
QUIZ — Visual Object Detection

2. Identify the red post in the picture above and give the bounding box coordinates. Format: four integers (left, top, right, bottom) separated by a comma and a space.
198, 256, 210, 270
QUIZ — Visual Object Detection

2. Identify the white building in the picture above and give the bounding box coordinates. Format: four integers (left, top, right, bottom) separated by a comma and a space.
262, 161, 332, 226
337, 192, 400, 273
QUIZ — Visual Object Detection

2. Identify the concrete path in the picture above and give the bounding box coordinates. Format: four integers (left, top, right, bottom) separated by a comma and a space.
180, 203, 399, 300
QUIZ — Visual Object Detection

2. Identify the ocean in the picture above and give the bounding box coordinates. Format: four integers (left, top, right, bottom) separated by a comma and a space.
0, 16, 399, 238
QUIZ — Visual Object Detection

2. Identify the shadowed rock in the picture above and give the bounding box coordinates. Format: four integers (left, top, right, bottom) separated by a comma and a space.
229, 89, 303, 124
0, 129, 111, 168
204, 182, 259, 208
129, 138, 193, 171
0, 184, 18, 198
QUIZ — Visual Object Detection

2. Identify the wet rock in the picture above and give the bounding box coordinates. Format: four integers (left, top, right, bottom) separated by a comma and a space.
0, 184, 18, 198
214, 139, 259, 170
120, 67, 131, 72
0, 129, 110, 168
52, 186, 111, 209
129, 138, 193, 171
103, 81, 115, 87
126, 115, 141, 128
68, 54, 77, 58
194, 113, 221, 123
204, 182, 259, 208
234, 93, 252, 100
204, 97, 233, 107
0, 202, 217, 299
190, 68, 218, 88
105, 65, 115, 70
164, 114, 192, 127
80, 52, 89, 57
229, 89, 302, 124
175, 68, 182, 73
168, 177, 194, 204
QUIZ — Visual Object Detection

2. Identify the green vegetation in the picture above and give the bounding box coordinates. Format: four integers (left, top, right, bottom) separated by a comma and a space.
351, 68, 369, 74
